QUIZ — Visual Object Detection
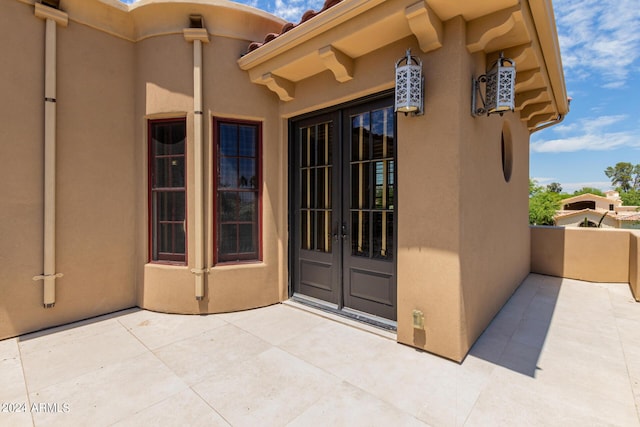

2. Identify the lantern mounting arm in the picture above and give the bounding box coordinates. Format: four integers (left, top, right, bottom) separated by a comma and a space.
471, 74, 489, 116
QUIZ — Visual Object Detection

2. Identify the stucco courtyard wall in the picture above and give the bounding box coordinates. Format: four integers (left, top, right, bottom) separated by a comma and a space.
531, 226, 631, 283
631, 231, 640, 301
0, 0, 137, 339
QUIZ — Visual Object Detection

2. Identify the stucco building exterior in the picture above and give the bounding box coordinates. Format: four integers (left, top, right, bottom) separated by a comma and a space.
554, 191, 640, 229
1, 0, 568, 362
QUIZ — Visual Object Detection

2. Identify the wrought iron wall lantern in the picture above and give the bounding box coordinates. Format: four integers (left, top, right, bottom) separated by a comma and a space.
395, 49, 424, 116
472, 52, 516, 117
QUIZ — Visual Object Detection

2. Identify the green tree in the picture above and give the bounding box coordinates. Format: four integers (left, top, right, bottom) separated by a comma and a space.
604, 162, 636, 192
620, 190, 640, 207
546, 182, 562, 193
567, 187, 605, 197
529, 190, 561, 225
529, 178, 541, 197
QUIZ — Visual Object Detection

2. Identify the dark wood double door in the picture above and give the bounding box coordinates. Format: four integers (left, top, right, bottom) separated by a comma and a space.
292, 97, 397, 321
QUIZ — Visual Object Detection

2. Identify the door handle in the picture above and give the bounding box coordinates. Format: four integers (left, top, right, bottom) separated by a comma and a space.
341, 223, 348, 240
332, 223, 349, 241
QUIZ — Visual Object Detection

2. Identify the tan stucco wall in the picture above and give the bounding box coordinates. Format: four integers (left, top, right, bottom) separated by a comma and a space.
135, 33, 284, 314
458, 62, 531, 360
630, 231, 640, 301
531, 226, 630, 283
0, 0, 285, 340
0, 0, 137, 339
395, 22, 466, 361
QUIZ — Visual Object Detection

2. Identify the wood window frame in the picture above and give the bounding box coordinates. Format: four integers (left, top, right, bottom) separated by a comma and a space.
213, 117, 263, 264
148, 117, 188, 265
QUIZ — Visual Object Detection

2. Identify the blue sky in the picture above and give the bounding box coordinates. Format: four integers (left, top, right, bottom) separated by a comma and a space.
121, 0, 639, 193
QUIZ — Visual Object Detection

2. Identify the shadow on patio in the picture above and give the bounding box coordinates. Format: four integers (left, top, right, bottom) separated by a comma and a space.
468, 274, 562, 377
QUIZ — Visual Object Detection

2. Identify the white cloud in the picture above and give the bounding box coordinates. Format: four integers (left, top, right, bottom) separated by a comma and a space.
558, 181, 612, 193
531, 132, 637, 153
555, 0, 640, 88
531, 115, 640, 153
531, 177, 557, 185
271, 0, 324, 22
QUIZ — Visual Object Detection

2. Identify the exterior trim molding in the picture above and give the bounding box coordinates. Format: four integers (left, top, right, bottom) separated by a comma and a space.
34, 2, 68, 27
405, 1, 442, 53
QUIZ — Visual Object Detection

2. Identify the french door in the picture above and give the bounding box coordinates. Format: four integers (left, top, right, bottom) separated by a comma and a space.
292, 96, 397, 321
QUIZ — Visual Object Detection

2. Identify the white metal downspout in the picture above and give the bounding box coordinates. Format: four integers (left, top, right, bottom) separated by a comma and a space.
33, 4, 68, 308
184, 24, 210, 300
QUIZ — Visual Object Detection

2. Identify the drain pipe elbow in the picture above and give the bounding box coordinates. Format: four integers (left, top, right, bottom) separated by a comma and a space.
530, 114, 565, 134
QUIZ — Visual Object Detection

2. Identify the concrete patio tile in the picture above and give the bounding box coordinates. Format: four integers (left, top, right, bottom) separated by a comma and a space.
192, 347, 341, 427
496, 340, 542, 377
18, 318, 148, 392
220, 303, 325, 346
117, 309, 228, 350
278, 320, 393, 373
286, 380, 430, 427
4, 274, 640, 426
465, 372, 583, 426
509, 317, 552, 349
467, 327, 511, 364
111, 388, 230, 427
0, 338, 28, 402
153, 323, 272, 385
0, 339, 32, 427
28, 352, 188, 427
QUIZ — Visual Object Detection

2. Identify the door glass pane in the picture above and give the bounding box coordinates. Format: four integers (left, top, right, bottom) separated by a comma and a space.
316, 122, 332, 165
316, 167, 326, 209
371, 107, 394, 159
315, 211, 332, 253
373, 211, 393, 260
301, 167, 317, 209
351, 113, 370, 161
387, 161, 395, 209
351, 210, 370, 257
351, 162, 370, 209
301, 210, 314, 250
301, 128, 309, 167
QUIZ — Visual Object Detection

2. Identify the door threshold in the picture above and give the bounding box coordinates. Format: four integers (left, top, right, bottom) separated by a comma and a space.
289, 293, 397, 337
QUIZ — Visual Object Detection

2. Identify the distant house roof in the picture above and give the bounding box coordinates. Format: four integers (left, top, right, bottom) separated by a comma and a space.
620, 213, 640, 222
554, 208, 614, 220
554, 207, 639, 223
560, 193, 616, 206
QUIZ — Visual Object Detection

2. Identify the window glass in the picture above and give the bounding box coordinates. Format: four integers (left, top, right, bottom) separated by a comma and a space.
149, 119, 186, 263
216, 119, 261, 262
